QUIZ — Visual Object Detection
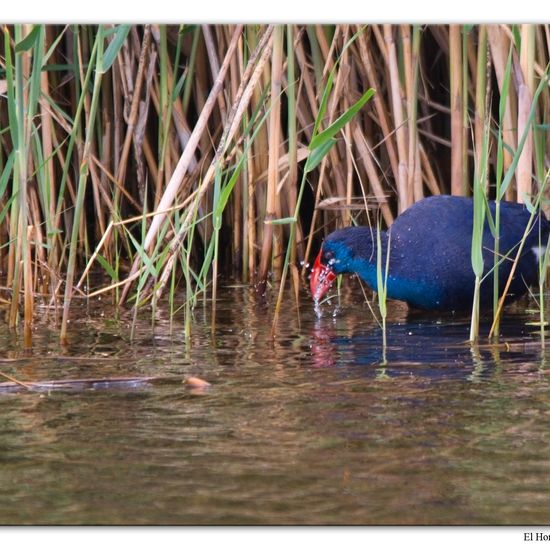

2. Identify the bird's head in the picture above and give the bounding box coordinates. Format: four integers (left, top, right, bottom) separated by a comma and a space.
310, 227, 373, 301
309, 247, 338, 302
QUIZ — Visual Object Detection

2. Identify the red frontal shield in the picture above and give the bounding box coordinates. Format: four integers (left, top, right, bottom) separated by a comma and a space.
310, 250, 336, 301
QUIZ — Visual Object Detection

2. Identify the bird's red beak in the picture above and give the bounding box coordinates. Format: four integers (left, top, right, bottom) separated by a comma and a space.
310, 250, 337, 301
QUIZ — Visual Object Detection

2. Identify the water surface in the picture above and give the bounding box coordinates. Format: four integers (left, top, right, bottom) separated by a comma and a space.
1, 285, 550, 525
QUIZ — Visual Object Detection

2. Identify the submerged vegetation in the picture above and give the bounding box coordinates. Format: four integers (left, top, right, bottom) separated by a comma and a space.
0, 24, 549, 342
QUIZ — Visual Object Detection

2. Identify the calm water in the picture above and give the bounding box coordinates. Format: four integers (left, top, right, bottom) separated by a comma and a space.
1, 284, 550, 525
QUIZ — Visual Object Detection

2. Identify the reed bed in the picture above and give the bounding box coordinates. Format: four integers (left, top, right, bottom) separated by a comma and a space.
0, 24, 549, 341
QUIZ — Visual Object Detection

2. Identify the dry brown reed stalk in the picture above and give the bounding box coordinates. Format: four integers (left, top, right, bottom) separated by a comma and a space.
353, 127, 394, 227
406, 25, 422, 202
517, 24, 535, 202
419, 144, 442, 196
331, 27, 354, 229
344, 119, 353, 228
449, 25, 465, 196
203, 25, 227, 124
293, 37, 319, 138
226, 28, 243, 271
356, 30, 399, 192
39, 52, 56, 288
325, 61, 350, 207
23, 225, 33, 344
258, 26, 284, 288
461, 28, 470, 196
285, 25, 302, 285
246, 140, 257, 282
114, 25, 152, 208
312, 47, 350, 196
383, 25, 410, 212
301, 155, 330, 279
488, 25, 517, 200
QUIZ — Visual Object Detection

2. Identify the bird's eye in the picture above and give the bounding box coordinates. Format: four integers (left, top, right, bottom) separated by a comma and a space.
324, 250, 339, 267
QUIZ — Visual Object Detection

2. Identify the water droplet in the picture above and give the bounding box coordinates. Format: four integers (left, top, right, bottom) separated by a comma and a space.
313, 299, 323, 319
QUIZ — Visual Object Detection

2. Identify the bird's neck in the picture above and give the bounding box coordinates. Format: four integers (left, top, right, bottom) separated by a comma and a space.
348, 230, 389, 292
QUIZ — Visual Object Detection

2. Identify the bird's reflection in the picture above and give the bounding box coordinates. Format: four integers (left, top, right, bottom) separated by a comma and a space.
311, 314, 545, 380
